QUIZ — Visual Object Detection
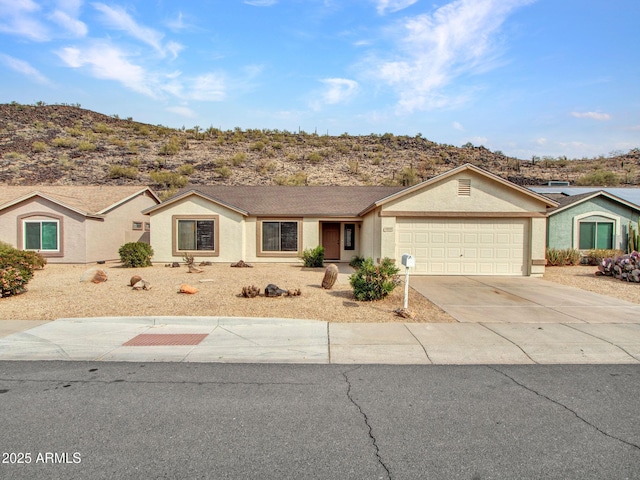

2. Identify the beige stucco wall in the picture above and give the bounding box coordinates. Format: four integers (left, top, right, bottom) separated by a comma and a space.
0, 197, 89, 263
386, 170, 545, 213
529, 217, 548, 276
149, 195, 245, 263
86, 191, 158, 262
377, 170, 551, 275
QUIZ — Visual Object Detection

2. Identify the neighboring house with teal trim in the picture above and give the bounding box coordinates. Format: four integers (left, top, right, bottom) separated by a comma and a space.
544, 190, 640, 251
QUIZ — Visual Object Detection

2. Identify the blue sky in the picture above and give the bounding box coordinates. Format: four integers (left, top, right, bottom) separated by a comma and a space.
1, 0, 638, 160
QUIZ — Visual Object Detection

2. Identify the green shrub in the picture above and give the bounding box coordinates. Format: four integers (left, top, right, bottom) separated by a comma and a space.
149, 170, 188, 188
159, 138, 181, 155
52, 137, 76, 148
118, 242, 154, 267
108, 164, 139, 179
300, 246, 324, 267
584, 249, 623, 265
575, 169, 620, 186
349, 255, 365, 269
545, 248, 582, 266
177, 164, 194, 176
349, 257, 400, 301
77, 141, 97, 152
32, 141, 48, 152
0, 245, 46, 297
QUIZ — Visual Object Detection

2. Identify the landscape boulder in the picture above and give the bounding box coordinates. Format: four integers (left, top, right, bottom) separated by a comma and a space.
321, 264, 339, 289
179, 284, 199, 294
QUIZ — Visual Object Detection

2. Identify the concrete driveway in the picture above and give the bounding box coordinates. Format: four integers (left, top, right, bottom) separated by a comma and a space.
410, 276, 640, 324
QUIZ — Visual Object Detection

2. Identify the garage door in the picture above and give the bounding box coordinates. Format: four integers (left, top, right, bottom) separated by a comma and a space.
397, 218, 528, 275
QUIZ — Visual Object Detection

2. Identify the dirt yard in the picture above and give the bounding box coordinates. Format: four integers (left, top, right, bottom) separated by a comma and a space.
543, 265, 640, 304
1, 263, 637, 323
0, 263, 454, 323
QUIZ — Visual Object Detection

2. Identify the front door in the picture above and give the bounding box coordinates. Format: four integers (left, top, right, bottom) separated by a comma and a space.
322, 223, 341, 260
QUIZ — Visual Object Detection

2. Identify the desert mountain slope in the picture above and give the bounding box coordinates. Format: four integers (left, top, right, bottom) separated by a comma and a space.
1, 103, 638, 196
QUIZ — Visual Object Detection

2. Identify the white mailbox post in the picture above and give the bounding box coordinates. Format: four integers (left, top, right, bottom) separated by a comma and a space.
401, 254, 415, 310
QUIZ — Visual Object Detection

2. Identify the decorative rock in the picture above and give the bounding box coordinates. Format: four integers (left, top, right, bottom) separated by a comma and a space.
231, 260, 253, 268
129, 275, 142, 287
394, 307, 416, 319
265, 284, 288, 297
92, 269, 108, 284
132, 280, 151, 290
321, 263, 339, 289
199, 261, 212, 266
179, 284, 198, 294
171, 262, 180, 268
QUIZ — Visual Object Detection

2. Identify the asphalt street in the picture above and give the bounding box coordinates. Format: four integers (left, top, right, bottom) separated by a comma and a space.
1, 362, 639, 480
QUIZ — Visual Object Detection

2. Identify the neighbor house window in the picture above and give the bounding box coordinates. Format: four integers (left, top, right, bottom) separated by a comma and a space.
132, 221, 143, 230
24, 220, 59, 252
172, 215, 219, 256
579, 221, 613, 250
261, 221, 299, 253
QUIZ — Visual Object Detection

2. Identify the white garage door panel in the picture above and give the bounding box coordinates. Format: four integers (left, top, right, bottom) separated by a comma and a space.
397, 218, 528, 276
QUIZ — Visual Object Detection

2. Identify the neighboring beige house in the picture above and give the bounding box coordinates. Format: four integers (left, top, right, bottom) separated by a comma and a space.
145, 164, 557, 276
0, 186, 160, 263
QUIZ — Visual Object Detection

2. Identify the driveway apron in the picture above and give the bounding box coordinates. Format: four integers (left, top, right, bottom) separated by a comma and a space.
409, 276, 640, 324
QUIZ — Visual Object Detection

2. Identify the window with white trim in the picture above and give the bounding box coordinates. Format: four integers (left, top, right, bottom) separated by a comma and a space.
579, 221, 613, 249
24, 220, 59, 252
261, 221, 299, 252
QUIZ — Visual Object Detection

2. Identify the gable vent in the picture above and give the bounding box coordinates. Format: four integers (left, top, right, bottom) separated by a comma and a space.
457, 179, 471, 196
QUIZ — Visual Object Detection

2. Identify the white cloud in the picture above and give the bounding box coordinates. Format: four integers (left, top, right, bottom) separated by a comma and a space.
57, 42, 155, 97
0, 53, 51, 84
535, 137, 548, 145
452, 121, 464, 131
0, 0, 50, 41
311, 78, 359, 110
244, 0, 278, 6
570, 111, 612, 121
166, 106, 197, 118
49, 9, 88, 37
375, 0, 418, 15
92, 2, 183, 58
368, 0, 535, 112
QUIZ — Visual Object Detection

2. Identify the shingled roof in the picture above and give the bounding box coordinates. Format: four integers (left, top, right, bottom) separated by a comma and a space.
547, 189, 640, 215
0, 186, 159, 217
159, 186, 406, 216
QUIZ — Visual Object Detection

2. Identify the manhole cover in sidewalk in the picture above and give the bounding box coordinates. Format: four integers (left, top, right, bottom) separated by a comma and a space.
123, 334, 208, 346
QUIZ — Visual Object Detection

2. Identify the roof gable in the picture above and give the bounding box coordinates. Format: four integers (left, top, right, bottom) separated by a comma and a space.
146, 186, 405, 217
548, 190, 640, 216
0, 186, 159, 217
360, 163, 558, 215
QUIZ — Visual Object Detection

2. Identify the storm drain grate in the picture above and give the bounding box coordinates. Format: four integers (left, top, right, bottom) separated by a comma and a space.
123, 333, 209, 346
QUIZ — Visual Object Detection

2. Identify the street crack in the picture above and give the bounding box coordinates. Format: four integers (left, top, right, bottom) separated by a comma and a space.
489, 366, 640, 451
342, 367, 392, 480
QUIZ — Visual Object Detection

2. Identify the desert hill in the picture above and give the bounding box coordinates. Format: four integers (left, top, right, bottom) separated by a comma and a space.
1, 102, 638, 197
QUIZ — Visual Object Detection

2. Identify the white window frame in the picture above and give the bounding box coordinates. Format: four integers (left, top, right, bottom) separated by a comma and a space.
22, 219, 60, 253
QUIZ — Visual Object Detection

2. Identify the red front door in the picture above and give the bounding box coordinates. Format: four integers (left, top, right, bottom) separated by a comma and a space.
322, 223, 341, 260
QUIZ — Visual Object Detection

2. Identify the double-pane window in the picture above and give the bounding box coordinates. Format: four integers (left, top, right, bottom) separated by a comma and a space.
178, 219, 215, 251
579, 221, 613, 250
24, 220, 59, 251
262, 221, 298, 252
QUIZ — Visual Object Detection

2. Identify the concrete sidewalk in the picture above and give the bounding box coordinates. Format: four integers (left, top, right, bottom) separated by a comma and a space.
0, 316, 638, 365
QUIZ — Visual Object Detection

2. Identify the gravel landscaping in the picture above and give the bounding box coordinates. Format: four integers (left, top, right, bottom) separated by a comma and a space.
0, 263, 453, 323
1, 263, 636, 324
543, 265, 639, 304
